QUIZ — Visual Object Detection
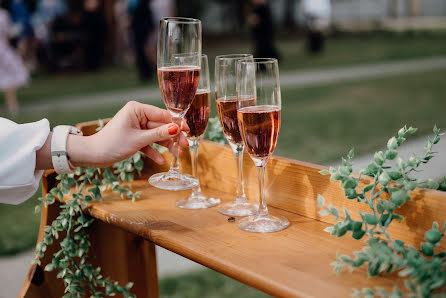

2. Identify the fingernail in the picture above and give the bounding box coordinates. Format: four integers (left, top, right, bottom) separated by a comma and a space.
168, 124, 178, 135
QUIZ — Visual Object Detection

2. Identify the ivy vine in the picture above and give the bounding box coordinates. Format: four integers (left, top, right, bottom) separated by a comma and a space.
32, 117, 225, 297
318, 126, 446, 297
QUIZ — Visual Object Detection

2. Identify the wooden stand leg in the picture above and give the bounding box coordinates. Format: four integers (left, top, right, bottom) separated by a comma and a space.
89, 220, 159, 298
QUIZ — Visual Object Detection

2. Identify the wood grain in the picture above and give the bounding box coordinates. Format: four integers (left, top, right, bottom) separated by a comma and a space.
87, 182, 403, 298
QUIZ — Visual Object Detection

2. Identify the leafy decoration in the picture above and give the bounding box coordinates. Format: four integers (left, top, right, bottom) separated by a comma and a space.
33, 119, 144, 297
318, 126, 446, 297
32, 117, 225, 297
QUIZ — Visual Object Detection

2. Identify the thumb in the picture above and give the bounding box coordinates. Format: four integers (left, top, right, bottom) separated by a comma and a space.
139, 123, 179, 145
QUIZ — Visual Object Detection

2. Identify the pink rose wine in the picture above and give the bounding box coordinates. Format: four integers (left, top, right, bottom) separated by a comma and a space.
237, 105, 281, 158
158, 66, 200, 115
185, 90, 211, 137
216, 97, 256, 145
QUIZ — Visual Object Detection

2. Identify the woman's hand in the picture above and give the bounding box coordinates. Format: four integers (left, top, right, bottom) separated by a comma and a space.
66, 101, 189, 168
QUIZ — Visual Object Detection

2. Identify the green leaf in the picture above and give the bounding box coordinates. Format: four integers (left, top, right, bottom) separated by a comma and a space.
45, 263, 55, 272
421, 242, 434, 256
342, 178, 357, 189
329, 206, 340, 218
398, 267, 414, 277
351, 221, 362, 232
367, 163, 379, 176
407, 181, 418, 191
385, 149, 398, 160
427, 179, 440, 190
388, 171, 402, 180
318, 210, 330, 216
408, 156, 417, 167
364, 214, 378, 225
352, 229, 366, 240
347, 148, 355, 159
317, 195, 325, 207
344, 188, 357, 199
339, 166, 351, 176
390, 190, 410, 207
378, 172, 390, 186
387, 137, 398, 150
425, 229, 441, 244
374, 151, 385, 165
323, 226, 333, 233
318, 169, 329, 176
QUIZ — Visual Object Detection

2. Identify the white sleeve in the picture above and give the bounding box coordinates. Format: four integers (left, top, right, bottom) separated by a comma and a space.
0, 118, 50, 205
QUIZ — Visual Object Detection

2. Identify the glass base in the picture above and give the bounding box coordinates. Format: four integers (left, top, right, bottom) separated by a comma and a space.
149, 172, 198, 191
238, 214, 289, 233
175, 193, 221, 209
218, 201, 258, 217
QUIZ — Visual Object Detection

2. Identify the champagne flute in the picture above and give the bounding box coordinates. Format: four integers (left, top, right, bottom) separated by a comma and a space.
149, 17, 201, 191
215, 54, 258, 216
236, 58, 289, 233
176, 54, 220, 208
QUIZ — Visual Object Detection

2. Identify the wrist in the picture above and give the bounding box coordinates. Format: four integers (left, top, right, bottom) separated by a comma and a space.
66, 135, 99, 167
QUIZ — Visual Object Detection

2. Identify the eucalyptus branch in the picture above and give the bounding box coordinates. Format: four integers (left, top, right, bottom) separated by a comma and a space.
33, 120, 145, 297
319, 125, 446, 297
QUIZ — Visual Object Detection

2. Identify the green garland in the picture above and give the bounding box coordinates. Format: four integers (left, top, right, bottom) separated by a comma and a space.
318, 126, 446, 297
33, 117, 225, 297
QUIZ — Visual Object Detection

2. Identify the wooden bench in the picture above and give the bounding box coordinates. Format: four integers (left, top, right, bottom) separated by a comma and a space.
19, 120, 446, 297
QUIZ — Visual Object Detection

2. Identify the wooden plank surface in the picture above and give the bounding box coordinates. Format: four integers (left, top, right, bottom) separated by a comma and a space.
87, 181, 402, 298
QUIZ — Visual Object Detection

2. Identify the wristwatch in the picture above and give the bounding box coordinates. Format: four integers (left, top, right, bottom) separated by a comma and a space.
51, 125, 83, 174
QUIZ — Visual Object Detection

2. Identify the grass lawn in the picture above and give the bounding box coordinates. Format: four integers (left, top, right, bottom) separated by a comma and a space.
159, 269, 270, 298
276, 32, 446, 71
0, 188, 40, 255
3, 32, 445, 105
276, 68, 446, 164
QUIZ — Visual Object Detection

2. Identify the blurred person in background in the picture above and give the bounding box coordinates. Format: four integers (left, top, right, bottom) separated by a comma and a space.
10, 0, 36, 69
129, 0, 154, 82
300, 0, 331, 54
248, 0, 279, 60
147, 0, 174, 67
113, 0, 132, 65
32, 0, 67, 69
48, 6, 83, 71
81, 0, 107, 71
0, 6, 29, 114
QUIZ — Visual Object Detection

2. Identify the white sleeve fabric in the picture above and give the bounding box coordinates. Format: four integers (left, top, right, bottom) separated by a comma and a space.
0, 117, 50, 205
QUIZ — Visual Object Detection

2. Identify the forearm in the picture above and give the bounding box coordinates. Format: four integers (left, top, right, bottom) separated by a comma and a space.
35, 132, 53, 170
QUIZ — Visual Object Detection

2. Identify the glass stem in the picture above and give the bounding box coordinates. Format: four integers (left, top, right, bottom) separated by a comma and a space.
234, 145, 247, 204
189, 138, 202, 197
256, 165, 269, 218
169, 117, 183, 177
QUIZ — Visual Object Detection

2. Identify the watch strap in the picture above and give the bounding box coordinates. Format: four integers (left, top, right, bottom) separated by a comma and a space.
51, 125, 82, 174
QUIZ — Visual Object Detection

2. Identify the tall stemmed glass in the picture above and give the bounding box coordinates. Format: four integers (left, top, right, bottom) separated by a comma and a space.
176, 54, 220, 208
236, 58, 289, 233
215, 54, 257, 216
149, 17, 201, 191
